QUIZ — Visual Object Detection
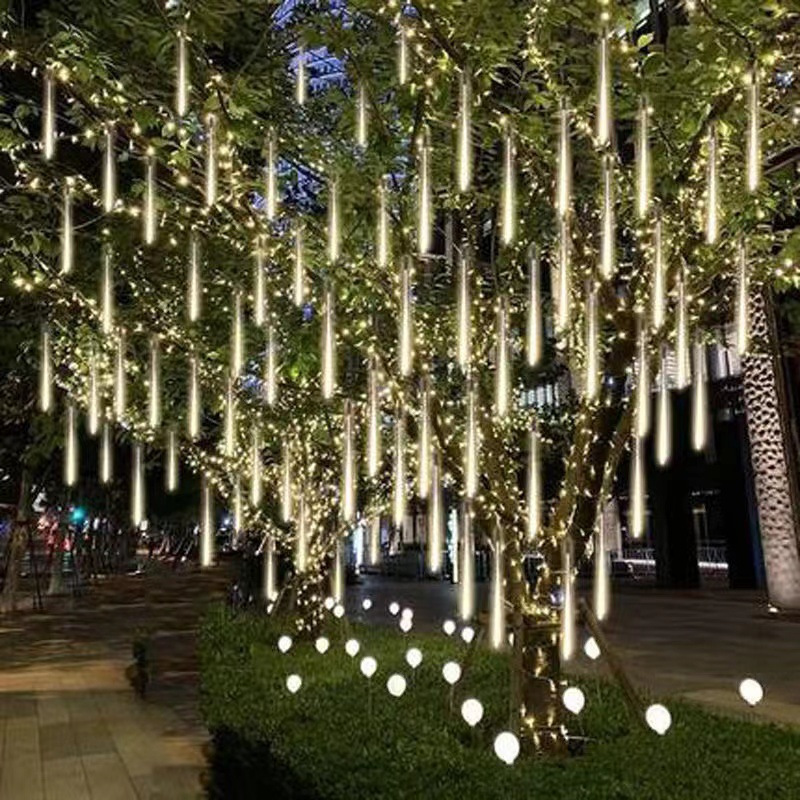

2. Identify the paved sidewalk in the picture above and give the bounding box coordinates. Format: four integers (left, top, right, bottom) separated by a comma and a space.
0, 564, 232, 800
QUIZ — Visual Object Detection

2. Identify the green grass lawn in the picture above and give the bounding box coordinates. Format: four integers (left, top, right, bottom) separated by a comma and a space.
199, 605, 800, 800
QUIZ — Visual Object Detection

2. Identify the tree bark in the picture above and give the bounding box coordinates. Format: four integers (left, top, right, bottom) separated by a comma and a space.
742, 289, 800, 609
1, 469, 32, 613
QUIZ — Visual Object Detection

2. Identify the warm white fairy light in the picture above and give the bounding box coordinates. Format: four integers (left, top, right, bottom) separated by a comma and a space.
176, 27, 189, 117
526, 246, 542, 367
231, 290, 244, 377
651, 211, 665, 330
143, 151, 157, 245
204, 113, 218, 207
746, 69, 761, 193
600, 154, 615, 280
635, 318, 650, 439
655, 346, 672, 468
630, 433, 646, 538
465, 376, 479, 499
397, 24, 409, 86
188, 234, 201, 322
736, 240, 749, 356
265, 323, 278, 406
200, 476, 214, 568
265, 128, 278, 220
296, 45, 307, 106
501, 125, 515, 246
224, 376, 236, 457
459, 503, 474, 620
376, 181, 390, 268
366, 358, 382, 478
131, 441, 145, 526
675, 274, 691, 391
293, 224, 305, 306
188, 355, 201, 439
342, 399, 356, 522
148, 336, 161, 429
263, 536, 277, 601
165, 428, 179, 493
418, 377, 431, 498
64, 403, 78, 487
705, 123, 719, 245
527, 425, 540, 542
296, 494, 308, 572
596, 28, 612, 147
100, 420, 113, 484
322, 280, 336, 400
42, 70, 56, 161
356, 81, 368, 148
594, 515, 610, 621
328, 178, 340, 264
489, 531, 505, 650
457, 71, 472, 192
584, 283, 599, 401
560, 537, 575, 661
556, 215, 571, 333
393, 400, 406, 530
557, 98, 572, 218
88, 355, 100, 436
428, 450, 443, 573
281, 440, 292, 522
114, 331, 126, 420
399, 258, 414, 377
417, 127, 432, 255
39, 326, 52, 413
101, 246, 114, 335
691, 340, 708, 452
103, 124, 116, 213
636, 96, 651, 219
250, 427, 262, 507
254, 249, 266, 328
494, 297, 511, 417
456, 248, 472, 370
60, 183, 73, 275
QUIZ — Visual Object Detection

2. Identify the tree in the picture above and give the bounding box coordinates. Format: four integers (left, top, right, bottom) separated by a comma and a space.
1, 0, 799, 751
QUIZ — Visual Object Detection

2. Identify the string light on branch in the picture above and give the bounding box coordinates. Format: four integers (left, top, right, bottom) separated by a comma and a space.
143, 150, 157, 246
342, 399, 357, 522
636, 96, 651, 219
322, 279, 336, 400
103, 124, 116, 213
705, 123, 720, 245
60, 182, 74, 275
500, 124, 516, 246
64, 402, 78, 487
42, 69, 56, 161
188, 233, 201, 322
399, 257, 414, 377
746, 69, 761, 193
736, 239, 749, 356
204, 112, 218, 207
655, 345, 672, 468
417, 127, 432, 255
39, 325, 53, 413
457, 70, 472, 193
393, 399, 406, 530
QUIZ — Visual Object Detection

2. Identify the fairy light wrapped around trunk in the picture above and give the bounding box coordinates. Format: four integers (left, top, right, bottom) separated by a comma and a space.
593, 514, 610, 622
418, 376, 432, 498
103, 124, 116, 213
501, 124, 516, 246
526, 423, 540, 543
293, 223, 306, 307
188, 233, 201, 322
459, 502, 475, 621
88, 354, 100, 436
489, 528, 505, 650
417, 127, 432, 255
265, 127, 278, 221
456, 246, 472, 370
321, 279, 336, 400
64, 402, 78, 487
60, 182, 74, 276
281, 439, 292, 523
143, 150, 157, 245
131, 441, 145, 527
377, 180, 390, 268
204, 112, 218, 207
188, 354, 201, 439
636, 96, 651, 219
166, 427, 179, 493
296, 44, 307, 107
342, 399, 357, 522
526, 245, 542, 368
691, 339, 708, 452
367, 356, 381, 478
560, 535, 576, 661
655, 345, 672, 468
200, 476, 214, 568
148, 335, 161, 430
630, 432, 646, 537
328, 178, 340, 264
250, 426, 262, 507
39, 325, 53, 413
635, 315, 650, 438
114, 331, 127, 420
101, 245, 114, 335
600, 153, 615, 280
746, 68, 761, 193
457, 70, 472, 193
651, 210, 665, 330
175, 26, 189, 117
736, 239, 749, 356
465, 375, 479, 499
231, 290, 244, 377
494, 296, 511, 417
254, 248, 266, 328
393, 399, 407, 530
705, 123, 719, 245
596, 27, 612, 147
224, 376, 236, 458
584, 282, 599, 402
264, 323, 278, 407
399, 257, 414, 377
42, 68, 56, 161
427, 450, 443, 574
356, 82, 368, 148
100, 420, 113, 485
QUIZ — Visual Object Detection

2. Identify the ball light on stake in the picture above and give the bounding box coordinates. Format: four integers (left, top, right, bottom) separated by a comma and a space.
360, 656, 377, 679
278, 635, 293, 654
584, 636, 601, 661
461, 698, 484, 728
386, 674, 407, 698
562, 686, 586, 715
739, 678, 764, 706
362, 598, 373, 611
645, 703, 672, 735
389, 602, 400, 616
442, 619, 456, 636
333, 604, 345, 619
345, 639, 360, 658
286, 674, 302, 694
315, 637, 330, 655
494, 732, 520, 766
405, 648, 422, 670
461, 626, 475, 645
442, 662, 462, 686
399, 616, 412, 633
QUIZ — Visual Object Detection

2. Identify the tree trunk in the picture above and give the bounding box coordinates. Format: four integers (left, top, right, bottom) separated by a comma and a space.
1, 469, 32, 613
742, 289, 800, 609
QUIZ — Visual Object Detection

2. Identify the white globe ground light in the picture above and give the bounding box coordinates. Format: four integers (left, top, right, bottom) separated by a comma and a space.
405, 647, 423, 669
442, 661, 462, 685
389, 601, 400, 616
461, 626, 475, 644
399, 616, 413, 633
562, 686, 586, 715
362, 598, 373, 611
401, 607, 414, 620
333, 603, 345, 619
286, 674, 302, 694
739, 678, 764, 706
584, 636, 601, 661
345, 638, 360, 657
360, 656, 378, 678
442, 619, 456, 636
460, 698, 484, 727
494, 731, 520, 765
645, 703, 672, 735
315, 636, 330, 654
277, 635, 292, 654
386, 674, 407, 697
